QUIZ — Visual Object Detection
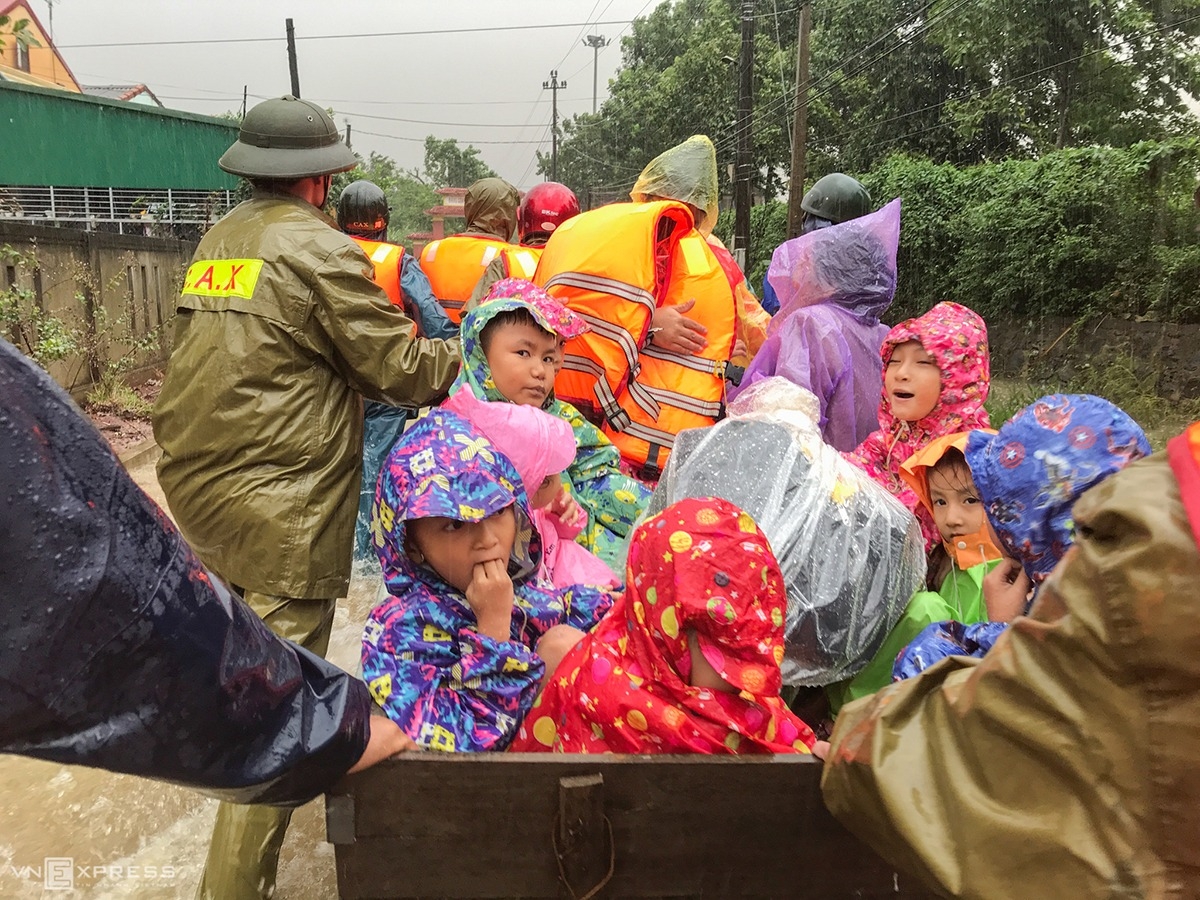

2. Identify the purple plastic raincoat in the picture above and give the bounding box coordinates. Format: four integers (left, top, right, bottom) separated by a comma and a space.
731, 199, 900, 451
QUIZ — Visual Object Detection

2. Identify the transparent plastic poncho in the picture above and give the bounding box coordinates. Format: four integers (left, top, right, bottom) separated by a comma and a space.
648, 378, 926, 685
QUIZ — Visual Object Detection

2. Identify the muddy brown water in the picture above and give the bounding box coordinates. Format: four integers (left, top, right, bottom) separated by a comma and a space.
0, 447, 375, 898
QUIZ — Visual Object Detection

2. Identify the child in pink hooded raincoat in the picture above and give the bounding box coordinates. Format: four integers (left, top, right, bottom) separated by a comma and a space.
844, 301, 990, 549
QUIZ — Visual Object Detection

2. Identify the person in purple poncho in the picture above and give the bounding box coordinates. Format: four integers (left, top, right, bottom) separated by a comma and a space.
731, 198, 900, 452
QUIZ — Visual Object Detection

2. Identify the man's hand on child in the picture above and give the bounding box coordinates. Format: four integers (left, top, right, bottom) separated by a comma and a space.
651, 299, 708, 354
467, 558, 516, 641
984, 558, 1034, 623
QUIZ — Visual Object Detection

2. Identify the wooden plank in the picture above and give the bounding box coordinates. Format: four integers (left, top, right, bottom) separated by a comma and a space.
329, 754, 935, 899
556, 774, 608, 899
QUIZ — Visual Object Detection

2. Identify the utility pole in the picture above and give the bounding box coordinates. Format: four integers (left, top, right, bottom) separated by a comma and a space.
734, 0, 755, 264
787, 2, 812, 239
345, 121, 352, 151
582, 34, 610, 113
285, 18, 301, 98
241, 85, 248, 119
543, 70, 566, 181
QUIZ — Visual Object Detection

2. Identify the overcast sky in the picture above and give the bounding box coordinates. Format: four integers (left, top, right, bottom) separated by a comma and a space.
34, 0, 668, 187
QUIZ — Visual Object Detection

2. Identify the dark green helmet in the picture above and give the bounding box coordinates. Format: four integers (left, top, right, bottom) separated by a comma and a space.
800, 173, 872, 225
337, 180, 389, 237
219, 95, 357, 180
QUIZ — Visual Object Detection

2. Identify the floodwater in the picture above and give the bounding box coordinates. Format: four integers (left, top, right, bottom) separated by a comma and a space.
0, 448, 379, 898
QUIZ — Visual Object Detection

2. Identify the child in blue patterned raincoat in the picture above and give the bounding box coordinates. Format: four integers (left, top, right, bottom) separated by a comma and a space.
892, 393, 1151, 680
361, 409, 614, 752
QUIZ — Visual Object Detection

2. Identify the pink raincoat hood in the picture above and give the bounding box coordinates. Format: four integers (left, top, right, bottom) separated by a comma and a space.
845, 301, 991, 546
442, 388, 576, 496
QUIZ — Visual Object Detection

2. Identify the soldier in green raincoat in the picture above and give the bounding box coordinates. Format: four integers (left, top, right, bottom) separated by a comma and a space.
153, 95, 459, 900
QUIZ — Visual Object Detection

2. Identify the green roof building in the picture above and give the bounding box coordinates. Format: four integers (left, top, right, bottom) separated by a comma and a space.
0, 80, 241, 234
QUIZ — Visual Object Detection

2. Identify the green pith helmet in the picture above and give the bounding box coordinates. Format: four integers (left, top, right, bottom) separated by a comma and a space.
800, 173, 872, 225
219, 95, 357, 180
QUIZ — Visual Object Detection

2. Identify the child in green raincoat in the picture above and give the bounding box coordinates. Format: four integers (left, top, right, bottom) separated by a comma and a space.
450, 278, 651, 574
828, 431, 1003, 710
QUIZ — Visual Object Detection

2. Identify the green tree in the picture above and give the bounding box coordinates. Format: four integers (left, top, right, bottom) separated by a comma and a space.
546, 0, 791, 202
550, 0, 1200, 197
929, 0, 1200, 152
422, 136, 497, 188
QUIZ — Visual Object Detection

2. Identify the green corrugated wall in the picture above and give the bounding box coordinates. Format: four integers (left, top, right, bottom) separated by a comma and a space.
0, 80, 239, 189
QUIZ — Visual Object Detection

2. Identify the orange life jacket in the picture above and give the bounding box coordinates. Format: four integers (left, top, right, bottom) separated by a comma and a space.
607, 231, 736, 475
535, 200, 689, 425
535, 201, 736, 477
419, 234, 514, 324
350, 237, 404, 306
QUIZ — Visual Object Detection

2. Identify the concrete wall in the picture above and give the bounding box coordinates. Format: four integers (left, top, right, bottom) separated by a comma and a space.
0, 221, 195, 394
986, 314, 1200, 400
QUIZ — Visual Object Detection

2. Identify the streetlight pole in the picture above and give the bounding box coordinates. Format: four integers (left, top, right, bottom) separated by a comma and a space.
734, 0, 755, 263
582, 34, 611, 114
543, 70, 567, 181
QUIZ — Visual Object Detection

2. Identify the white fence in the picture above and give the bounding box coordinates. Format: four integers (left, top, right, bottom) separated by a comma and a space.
0, 186, 235, 235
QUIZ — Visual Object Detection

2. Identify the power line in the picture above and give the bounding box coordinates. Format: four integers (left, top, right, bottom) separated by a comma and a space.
516, 124, 554, 186
329, 109, 558, 128
353, 129, 551, 146
307, 96, 552, 108
57, 19, 636, 49
710, 0, 972, 158
552, 0, 605, 73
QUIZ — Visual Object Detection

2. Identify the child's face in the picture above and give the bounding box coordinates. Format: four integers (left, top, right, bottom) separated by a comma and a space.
885, 340, 941, 422
483, 321, 559, 406
407, 506, 517, 593
685, 631, 736, 694
927, 460, 985, 544
531, 473, 563, 510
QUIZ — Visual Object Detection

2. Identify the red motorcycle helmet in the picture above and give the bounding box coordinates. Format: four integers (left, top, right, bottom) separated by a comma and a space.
518, 182, 580, 243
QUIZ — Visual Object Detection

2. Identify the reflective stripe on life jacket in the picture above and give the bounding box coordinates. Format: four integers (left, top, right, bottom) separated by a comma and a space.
349, 237, 404, 306
501, 245, 542, 280
605, 232, 737, 478
419, 234, 514, 324
534, 200, 694, 425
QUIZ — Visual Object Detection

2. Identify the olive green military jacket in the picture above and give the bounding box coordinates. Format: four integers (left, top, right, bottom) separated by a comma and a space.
154, 190, 459, 599
822, 452, 1200, 899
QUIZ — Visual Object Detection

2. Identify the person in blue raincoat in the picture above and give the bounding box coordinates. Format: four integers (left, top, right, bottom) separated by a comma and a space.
335, 179, 459, 565
0, 337, 411, 806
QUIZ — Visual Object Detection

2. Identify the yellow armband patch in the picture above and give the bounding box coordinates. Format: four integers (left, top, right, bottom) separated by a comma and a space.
182, 259, 263, 299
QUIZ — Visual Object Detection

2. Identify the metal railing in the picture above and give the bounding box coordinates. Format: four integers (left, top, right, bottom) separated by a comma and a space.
0, 185, 236, 236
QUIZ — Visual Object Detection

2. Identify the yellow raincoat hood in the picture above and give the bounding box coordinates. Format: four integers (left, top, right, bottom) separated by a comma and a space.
631, 135, 720, 236
899, 430, 1001, 570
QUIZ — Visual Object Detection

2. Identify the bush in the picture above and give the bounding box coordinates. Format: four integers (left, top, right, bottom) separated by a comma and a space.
865, 140, 1200, 323
739, 139, 1200, 324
